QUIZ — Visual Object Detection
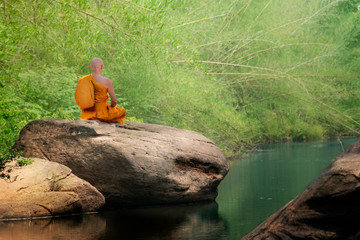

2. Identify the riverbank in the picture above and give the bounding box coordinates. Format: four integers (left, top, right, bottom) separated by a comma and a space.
225, 135, 357, 160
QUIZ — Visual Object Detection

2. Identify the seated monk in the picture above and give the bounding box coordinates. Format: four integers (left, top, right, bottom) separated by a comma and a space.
80, 58, 127, 123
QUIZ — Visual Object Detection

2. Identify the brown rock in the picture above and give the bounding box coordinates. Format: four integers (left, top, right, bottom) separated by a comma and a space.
0, 158, 105, 220
242, 139, 360, 240
12, 119, 228, 205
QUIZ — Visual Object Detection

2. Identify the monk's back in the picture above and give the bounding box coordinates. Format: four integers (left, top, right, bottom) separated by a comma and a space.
93, 74, 109, 90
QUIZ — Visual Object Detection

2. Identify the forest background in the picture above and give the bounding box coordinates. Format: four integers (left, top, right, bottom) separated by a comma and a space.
1, 0, 360, 156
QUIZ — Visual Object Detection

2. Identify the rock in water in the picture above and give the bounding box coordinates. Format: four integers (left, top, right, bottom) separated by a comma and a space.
0, 158, 105, 220
13, 119, 228, 205
242, 139, 360, 240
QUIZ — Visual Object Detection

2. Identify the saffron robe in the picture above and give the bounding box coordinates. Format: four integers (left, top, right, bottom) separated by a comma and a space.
75, 75, 95, 110
80, 74, 127, 123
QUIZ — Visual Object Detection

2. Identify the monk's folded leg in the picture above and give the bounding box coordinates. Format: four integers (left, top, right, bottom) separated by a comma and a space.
80, 106, 97, 120
105, 107, 127, 123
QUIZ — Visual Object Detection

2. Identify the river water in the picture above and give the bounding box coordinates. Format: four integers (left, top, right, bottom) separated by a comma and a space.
0, 138, 357, 240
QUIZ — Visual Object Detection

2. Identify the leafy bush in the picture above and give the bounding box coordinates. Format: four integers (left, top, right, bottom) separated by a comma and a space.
17, 158, 34, 167
0, 151, 21, 179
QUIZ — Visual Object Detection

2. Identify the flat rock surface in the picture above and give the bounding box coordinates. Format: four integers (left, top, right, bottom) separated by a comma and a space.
12, 119, 229, 205
0, 158, 105, 220
242, 139, 360, 240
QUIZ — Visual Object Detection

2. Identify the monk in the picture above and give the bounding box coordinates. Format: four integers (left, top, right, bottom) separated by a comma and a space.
80, 58, 127, 123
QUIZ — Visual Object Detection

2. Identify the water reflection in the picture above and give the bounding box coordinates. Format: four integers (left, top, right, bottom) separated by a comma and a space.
98, 202, 228, 240
0, 202, 228, 240
0, 214, 106, 240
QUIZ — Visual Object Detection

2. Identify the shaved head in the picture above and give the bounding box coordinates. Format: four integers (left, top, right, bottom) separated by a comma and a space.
91, 58, 103, 69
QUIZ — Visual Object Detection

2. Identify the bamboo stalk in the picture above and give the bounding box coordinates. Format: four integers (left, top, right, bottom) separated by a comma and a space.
7, 1, 67, 52
285, 54, 334, 73
3, 0, 6, 24
244, 0, 272, 36
193, 38, 275, 49
239, 84, 360, 133
50, 0, 143, 47
291, 0, 342, 34
174, 60, 285, 74
236, 43, 330, 62
170, 14, 227, 30
221, 15, 323, 63
116, 0, 159, 12
219, 1, 249, 33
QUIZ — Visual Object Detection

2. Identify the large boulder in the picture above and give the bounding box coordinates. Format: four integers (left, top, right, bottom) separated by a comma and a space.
12, 119, 228, 205
242, 139, 360, 240
0, 158, 105, 220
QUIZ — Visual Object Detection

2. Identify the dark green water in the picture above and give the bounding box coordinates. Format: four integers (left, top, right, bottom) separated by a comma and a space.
0, 138, 357, 240
216, 137, 357, 239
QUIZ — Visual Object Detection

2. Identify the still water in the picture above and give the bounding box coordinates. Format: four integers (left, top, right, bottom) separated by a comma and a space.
0, 138, 357, 240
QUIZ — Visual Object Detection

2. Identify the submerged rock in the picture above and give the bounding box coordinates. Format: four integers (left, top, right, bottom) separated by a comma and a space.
242, 139, 360, 240
0, 158, 105, 220
12, 119, 228, 205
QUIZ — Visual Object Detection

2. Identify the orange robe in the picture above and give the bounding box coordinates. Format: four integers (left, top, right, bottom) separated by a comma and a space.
80, 75, 126, 123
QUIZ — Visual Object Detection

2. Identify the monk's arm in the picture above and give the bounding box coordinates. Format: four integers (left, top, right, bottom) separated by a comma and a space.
105, 78, 117, 107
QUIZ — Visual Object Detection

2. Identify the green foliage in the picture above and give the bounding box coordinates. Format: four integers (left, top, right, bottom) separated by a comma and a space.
17, 158, 34, 167
0, 151, 21, 179
1, 0, 360, 156
0, 151, 20, 171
